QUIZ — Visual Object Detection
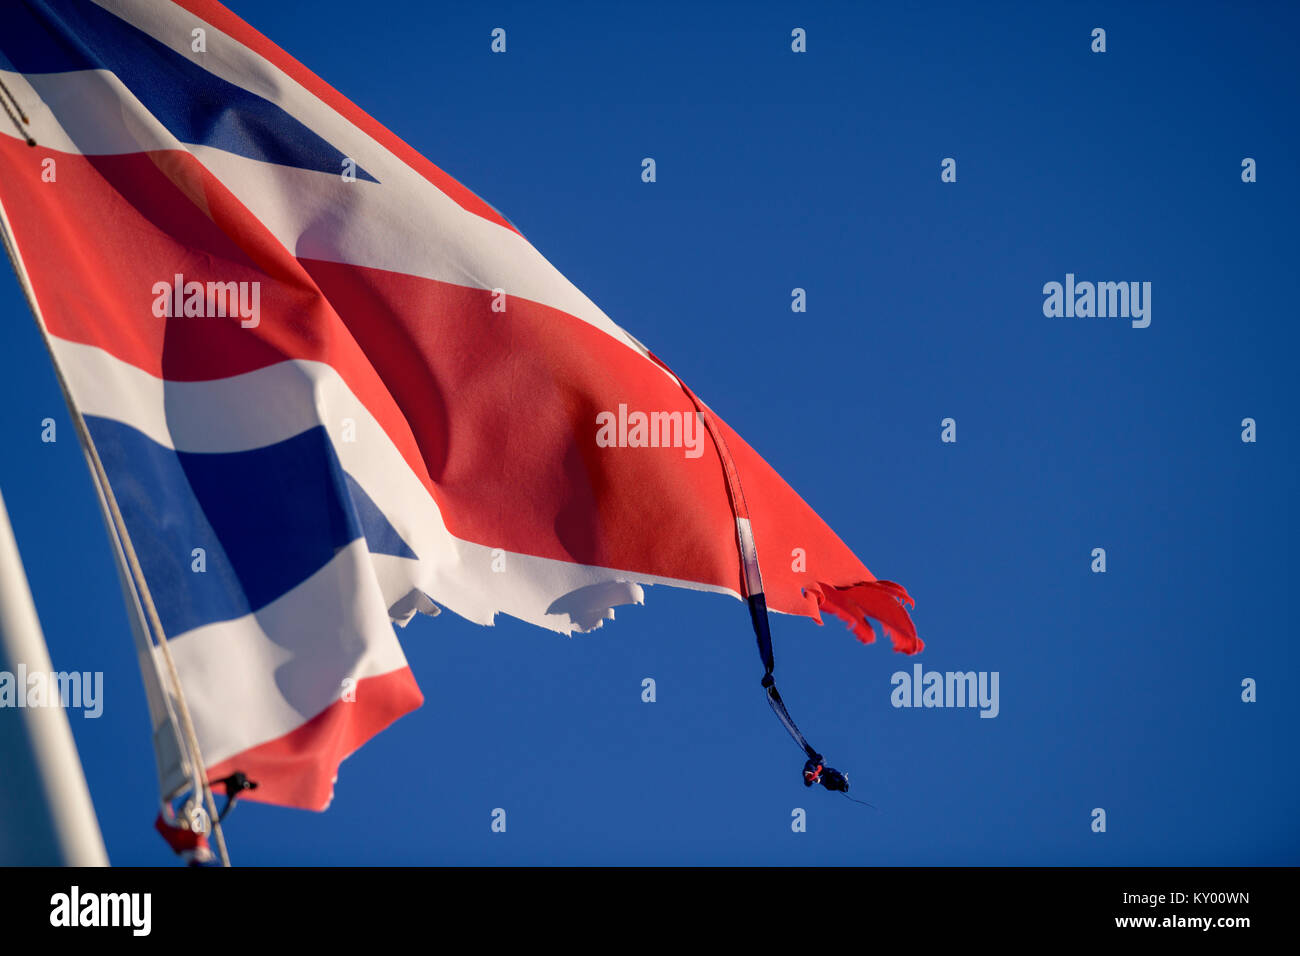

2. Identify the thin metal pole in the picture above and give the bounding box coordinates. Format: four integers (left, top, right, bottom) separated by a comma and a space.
0, 486, 109, 866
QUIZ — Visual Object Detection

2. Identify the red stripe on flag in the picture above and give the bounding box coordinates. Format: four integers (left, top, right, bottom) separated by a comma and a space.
0, 138, 443, 501
204, 667, 423, 811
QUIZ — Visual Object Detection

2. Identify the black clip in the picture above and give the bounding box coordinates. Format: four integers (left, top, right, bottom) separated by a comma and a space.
214, 771, 258, 824
803, 756, 849, 793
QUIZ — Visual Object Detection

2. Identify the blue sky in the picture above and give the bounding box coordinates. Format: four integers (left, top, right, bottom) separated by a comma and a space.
1, 0, 1296, 864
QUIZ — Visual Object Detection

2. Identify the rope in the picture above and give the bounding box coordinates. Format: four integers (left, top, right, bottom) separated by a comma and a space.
639, 350, 836, 772
0, 198, 229, 866
0, 76, 36, 145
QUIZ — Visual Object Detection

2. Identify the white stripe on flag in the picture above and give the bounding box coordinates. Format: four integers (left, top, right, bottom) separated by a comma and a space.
50, 339, 739, 636
157, 538, 408, 770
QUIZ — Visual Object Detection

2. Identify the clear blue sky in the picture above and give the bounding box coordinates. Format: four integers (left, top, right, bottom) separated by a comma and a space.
1, 0, 1296, 865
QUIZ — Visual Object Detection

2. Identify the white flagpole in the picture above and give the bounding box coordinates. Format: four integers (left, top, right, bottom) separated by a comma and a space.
0, 485, 109, 866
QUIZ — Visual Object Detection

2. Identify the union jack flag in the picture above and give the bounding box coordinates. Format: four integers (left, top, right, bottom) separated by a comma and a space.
0, 0, 920, 818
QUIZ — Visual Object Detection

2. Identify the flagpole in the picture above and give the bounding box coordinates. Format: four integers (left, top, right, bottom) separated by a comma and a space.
0, 485, 109, 866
